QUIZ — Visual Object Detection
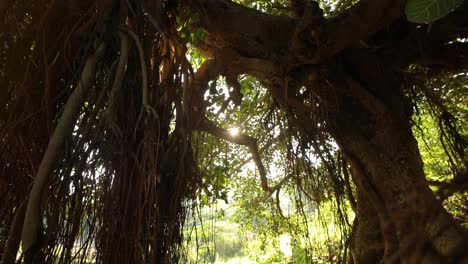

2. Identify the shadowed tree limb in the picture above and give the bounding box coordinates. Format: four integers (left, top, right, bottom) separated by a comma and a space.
188, 0, 407, 64
316, 0, 407, 61
416, 42, 468, 70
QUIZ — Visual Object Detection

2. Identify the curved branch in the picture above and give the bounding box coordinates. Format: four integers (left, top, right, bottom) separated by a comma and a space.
197, 118, 293, 197
196, 118, 270, 192
257, 174, 293, 203
417, 42, 468, 70
21, 43, 105, 256
275, 188, 289, 219
189, 0, 407, 64
317, 0, 407, 61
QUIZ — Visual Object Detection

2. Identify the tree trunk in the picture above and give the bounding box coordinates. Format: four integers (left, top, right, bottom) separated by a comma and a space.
326, 48, 468, 263
348, 190, 384, 263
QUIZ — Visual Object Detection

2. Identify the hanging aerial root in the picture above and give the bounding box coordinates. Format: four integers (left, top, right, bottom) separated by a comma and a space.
119, 27, 157, 122
0, 200, 27, 264
104, 31, 129, 136
21, 43, 106, 259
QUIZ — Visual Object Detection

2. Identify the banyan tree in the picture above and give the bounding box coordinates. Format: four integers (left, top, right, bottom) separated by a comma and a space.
1, 0, 467, 263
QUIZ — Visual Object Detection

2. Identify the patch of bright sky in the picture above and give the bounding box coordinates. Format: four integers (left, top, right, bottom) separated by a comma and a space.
228, 127, 240, 136
69, 122, 108, 195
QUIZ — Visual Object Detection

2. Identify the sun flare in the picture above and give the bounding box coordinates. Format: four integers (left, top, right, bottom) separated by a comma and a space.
228, 127, 240, 136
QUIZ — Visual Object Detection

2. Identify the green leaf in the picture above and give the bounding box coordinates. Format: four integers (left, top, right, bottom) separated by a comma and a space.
405, 0, 464, 23
193, 28, 205, 41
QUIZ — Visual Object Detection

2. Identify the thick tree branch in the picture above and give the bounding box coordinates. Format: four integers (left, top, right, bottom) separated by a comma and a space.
232, 134, 284, 172
381, 36, 468, 72
417, 42, 468, 70
186, 0, 294, 60
317, 0, 407, 61
376, 2, 468, 70
196, 117, 273, 192
188, 0, 407, 64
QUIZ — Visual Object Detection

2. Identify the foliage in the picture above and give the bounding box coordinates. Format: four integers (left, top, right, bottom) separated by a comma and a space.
184, 201, 248, 263
233, 0, 290, 15
405, 0, 464, 23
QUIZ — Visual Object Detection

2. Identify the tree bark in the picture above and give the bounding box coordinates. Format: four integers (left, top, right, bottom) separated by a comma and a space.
327, 48, 467, 263
348, 189, 384, 263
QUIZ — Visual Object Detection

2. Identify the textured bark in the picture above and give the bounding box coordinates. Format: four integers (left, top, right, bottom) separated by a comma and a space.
330, 48, 467, 262
349, 190, 384, 264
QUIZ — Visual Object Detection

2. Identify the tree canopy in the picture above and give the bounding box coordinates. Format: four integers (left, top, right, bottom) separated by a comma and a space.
1, 0, 467, 263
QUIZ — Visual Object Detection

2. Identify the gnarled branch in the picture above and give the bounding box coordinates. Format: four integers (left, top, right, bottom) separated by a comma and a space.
196, 117, 293, 198
197, 117, 277, 193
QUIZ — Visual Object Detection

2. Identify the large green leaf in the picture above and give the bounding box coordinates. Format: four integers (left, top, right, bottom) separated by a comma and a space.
405, 0, 464, 23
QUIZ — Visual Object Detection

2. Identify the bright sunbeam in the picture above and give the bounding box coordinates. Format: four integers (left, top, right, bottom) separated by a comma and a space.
228, 127, 240, 137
